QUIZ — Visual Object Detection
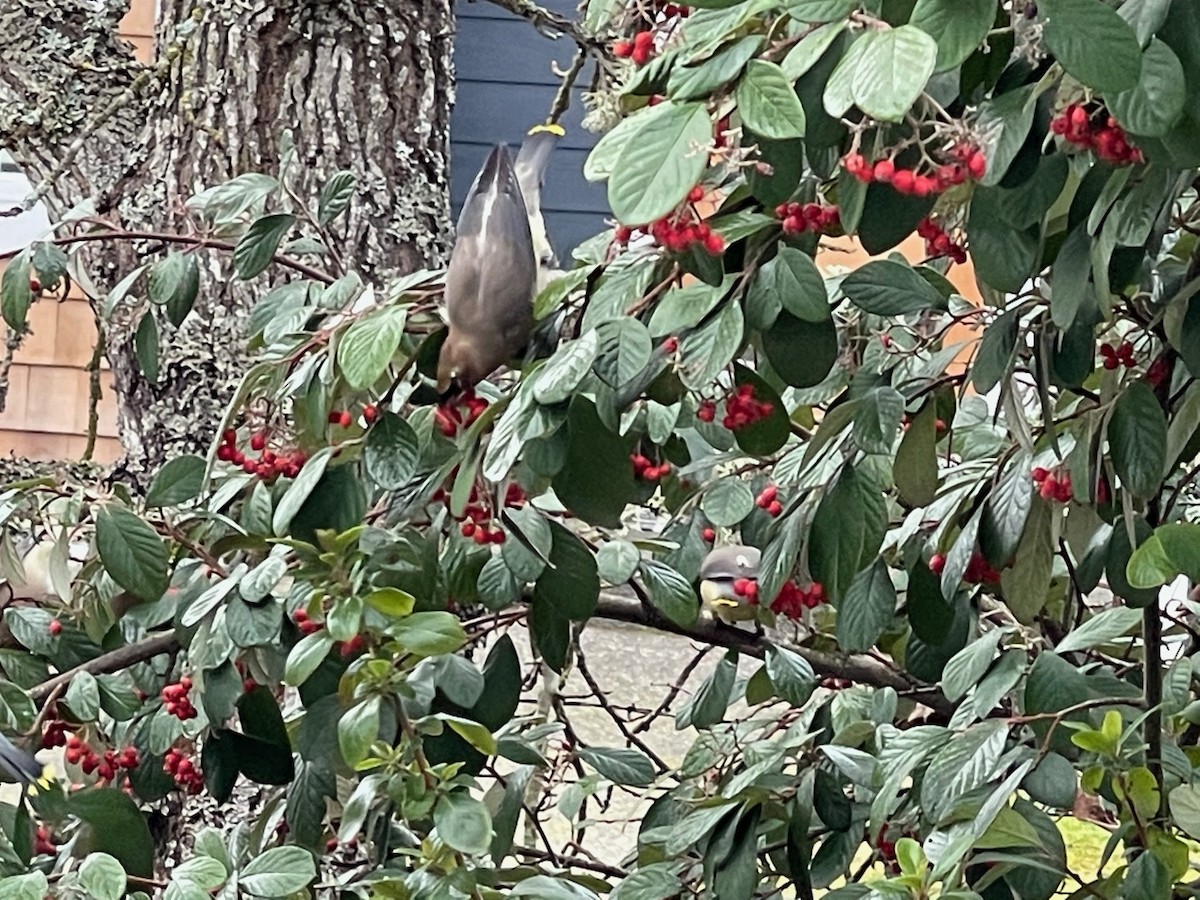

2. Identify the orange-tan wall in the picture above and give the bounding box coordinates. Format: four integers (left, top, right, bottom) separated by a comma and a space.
0, 1, 155, 463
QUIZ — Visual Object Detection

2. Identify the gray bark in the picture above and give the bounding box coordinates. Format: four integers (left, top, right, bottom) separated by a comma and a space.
0, 0, 455, 483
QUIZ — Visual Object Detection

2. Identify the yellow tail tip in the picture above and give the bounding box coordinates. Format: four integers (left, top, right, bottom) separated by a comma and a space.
529, 123, 566, 137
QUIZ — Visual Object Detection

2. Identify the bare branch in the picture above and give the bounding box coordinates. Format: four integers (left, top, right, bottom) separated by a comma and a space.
31, 630, 179, 703
478, 0, 608, 51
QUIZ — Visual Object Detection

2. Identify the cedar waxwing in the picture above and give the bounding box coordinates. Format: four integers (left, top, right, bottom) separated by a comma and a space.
437, 124, 564, 398
699, 545, 762, 626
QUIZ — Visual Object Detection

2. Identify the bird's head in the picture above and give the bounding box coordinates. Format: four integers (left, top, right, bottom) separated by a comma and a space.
436, 331, 488, 401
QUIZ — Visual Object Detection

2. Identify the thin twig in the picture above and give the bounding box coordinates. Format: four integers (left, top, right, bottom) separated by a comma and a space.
547, 48, 586, 125
574, 647, 669, 771
632, 646, 712, 734
82, 322, 105, 461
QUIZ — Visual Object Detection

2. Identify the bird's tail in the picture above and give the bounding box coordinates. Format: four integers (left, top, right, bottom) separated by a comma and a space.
515, 124, 565, 193
0, 731, 45, 789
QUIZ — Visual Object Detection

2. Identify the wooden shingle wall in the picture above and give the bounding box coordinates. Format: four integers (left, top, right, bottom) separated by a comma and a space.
0, 1, 156, 463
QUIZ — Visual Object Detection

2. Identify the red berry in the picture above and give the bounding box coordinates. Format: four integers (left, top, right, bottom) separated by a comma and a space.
250, 432, 266, 451
338, 410, 353, 428
222, 428, 237, 444
967, 150, 987, 179
929, 553, 946, 574
688, 185, 705, 203
48, 619, 62, 636
29, 277, 41, 293
891, 169, 915, 194
1031, 467, 1049, 483
703, 232, 725, 255
362, 404, 379, 424
766, 500, 782, 517
613, 40, 632, 57
872, 159, 895, 183
663, 337, 679, 353
702, 527, 716, 542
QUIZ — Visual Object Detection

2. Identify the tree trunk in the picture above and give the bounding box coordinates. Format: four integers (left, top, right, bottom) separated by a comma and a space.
0, 0, 454, 483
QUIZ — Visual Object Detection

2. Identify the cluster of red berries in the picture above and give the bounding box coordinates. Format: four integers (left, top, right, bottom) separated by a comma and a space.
1051, 104, 1143, 166
615, 204, 726, 256
34, 825, 56, 856
770, 580, 826, 620
1099, 341, 1136, 370
41, 718, 69, 749
442, 481, 521, 545
163, 747, 204, 794
216, 428, 308, 483
722, 384, 775, 429
1032, 466, 1073, 503
929, 551, 1003, 584
338, 634, 366, 659
436, 392, 489, 438
756, 484, 782, 518
613, 30, 655, 65
775, 201, 841, 236
844, 144, 985, 196
292, 608, 324, 635
162, 677, 198, 720
65, 736, 139, 781
916, 217, 967, 265
632, 454, 672, 482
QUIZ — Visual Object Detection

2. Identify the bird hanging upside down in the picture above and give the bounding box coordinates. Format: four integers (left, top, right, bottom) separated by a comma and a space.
437, 124, 564, 400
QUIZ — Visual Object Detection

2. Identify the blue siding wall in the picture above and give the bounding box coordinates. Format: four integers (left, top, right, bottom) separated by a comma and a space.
451, 0, 610, 257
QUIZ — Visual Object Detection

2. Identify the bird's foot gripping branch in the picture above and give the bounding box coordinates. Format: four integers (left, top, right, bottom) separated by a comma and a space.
4, 0, 1200, 896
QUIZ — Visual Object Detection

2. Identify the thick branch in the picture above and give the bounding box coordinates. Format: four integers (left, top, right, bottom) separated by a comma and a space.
591, 594, 954, 716
31, 630, 179, 703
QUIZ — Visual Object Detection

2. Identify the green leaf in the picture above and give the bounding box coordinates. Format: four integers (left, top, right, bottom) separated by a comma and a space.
233, 214, 296, 280
134, 313, 159, 383
79, 851, 125, 900
597, 540, 641, 584
1108, 381, 1167, 500
972, 308, 1019, 394
755, 247, 828, 323
391, 611, 467, 657
1040, 0, 1142, 94
364, 412, 419, 489
679, 650, 737, 730
894, 402, 938, 507
435, 713, 497, 755
850, 26, 938, 122
701, 477, 755, 526
69, 789, 156, 878
671, 36, 762, 101
238, 846, 316, 897
810, 467, 886, 603
1056, 606, 1142, 654
940, 629, 1006, 703
782, 21, 846, 81
638, 559, 700, 627
1170, 784, 1200, 841
650, 277, 732, 337
502, 505, 554, 582
272, 446, 333, 535
594, 318, 652, 389
787, 0, 856, 21
999, 497, 1054, 624
979, 458, 1034, 567
533, 522, 600, 621
529, 597, 571, 672
763, 312, 838, 387
840, 561, 897, 652
920, 721, 1008, 822
434, 793, 494, 856
338, 696, 381, 767
764, 644, 815, 705
909, 0, 995, 71
534, 330, 599, 405
1108, 39, 1186, 137
608, 101, 713, 225
578, 746, 657, 787
0, 251, 32, 330
977, 85, 1037, 187
146, 455, 205, 508
1022, 753, 1080, 809
283, 631, 334, 686
552, 396, 635, 528
148, 252, 200, 327
66, 671, 101, 720
338, 307, 405, 390
853, 387, 904, 455
679, 300, 744, 389
96, 506, 169, 602
840, 259, 944, 315
318, 171, 356, 225
610, 863, 683, 900
365, 587, 415, 618
736, 60, 806, 139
